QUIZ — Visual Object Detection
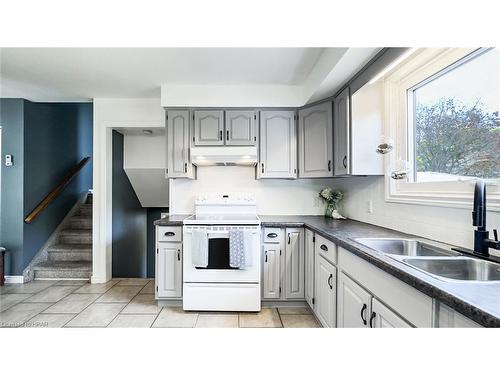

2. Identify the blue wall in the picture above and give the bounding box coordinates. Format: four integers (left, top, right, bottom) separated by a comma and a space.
0, 99, 93, 275
0, 99, 25, 276
112, 130, 147, 278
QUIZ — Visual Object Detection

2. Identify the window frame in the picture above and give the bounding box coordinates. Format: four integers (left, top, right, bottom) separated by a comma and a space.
384, 48, 500, 211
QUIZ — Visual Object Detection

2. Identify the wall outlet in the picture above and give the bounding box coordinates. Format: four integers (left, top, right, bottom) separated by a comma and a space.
160, 212, 168, 219
367, 200, 373, 214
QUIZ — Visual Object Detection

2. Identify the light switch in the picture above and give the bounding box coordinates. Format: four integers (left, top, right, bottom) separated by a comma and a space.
5, 154, 13, 167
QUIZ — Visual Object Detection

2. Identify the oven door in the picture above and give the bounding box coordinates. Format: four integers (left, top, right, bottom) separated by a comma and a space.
183, 226, 261, 283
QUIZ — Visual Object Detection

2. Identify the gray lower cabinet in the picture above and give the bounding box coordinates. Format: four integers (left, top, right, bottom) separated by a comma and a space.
259, 111, 297, 179
262, 227, 304, 300
333, 87, 350, 176
285, 228, 305, 299
298, 102, 333, 178
193, 110, 224, 146
315, 254, 336, 327
371, 298, 412, 328
225, 110, 257, 146
262, 243, 281, 299
166, 110, 194, 178
304, 229, 315, 309
156, 226, 183, 299
337, 271, 371, 328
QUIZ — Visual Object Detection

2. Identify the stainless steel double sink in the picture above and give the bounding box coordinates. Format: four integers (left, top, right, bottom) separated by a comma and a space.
355, 238, 500, 283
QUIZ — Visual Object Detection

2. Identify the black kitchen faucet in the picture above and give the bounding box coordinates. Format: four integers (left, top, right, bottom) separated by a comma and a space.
472, 180, 500, 256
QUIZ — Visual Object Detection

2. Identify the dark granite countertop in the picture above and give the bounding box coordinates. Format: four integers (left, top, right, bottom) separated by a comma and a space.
260, 215, 500, 327
153, 215, 191, 226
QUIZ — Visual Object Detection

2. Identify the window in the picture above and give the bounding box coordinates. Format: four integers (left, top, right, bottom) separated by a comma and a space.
408, 48, 500, 183
384, 48, 500, 210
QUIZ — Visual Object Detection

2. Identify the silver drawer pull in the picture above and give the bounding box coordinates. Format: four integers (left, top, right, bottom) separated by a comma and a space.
267, 233, 278, 238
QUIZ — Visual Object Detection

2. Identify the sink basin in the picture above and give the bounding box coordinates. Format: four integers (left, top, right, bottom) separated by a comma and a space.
355, 238, 459, 257
402, 257, 500, 282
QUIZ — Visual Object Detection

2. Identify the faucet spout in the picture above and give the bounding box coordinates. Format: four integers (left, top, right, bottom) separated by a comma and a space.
472, 179, 486, 231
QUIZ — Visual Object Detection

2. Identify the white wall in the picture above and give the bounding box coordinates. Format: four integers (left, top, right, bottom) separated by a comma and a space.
92, 98, 164, 283
170, 166, 333, 215
332, 176, 500, 255
123, 134, 169, 207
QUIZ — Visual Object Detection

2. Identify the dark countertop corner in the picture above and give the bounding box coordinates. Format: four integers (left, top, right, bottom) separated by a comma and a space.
153, 214, 191, 226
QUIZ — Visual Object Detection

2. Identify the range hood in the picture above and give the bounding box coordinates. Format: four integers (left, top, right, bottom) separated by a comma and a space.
190, 146, 258, 166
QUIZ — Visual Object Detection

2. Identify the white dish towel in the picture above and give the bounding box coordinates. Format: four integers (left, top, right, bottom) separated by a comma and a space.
229, 230, 253, 269
192, 229, 208, 268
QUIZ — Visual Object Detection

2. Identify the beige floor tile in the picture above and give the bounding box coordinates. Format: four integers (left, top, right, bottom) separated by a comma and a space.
281, 314, 319, 328
65, 303, 126, 327
0, 293, 33, 312
24, 285, 79, 303
116, 278, 150, 286
278, 307, 312, 315
1, 281, 56, 295
96, 286, 142, 303
73, 280, 119, 294
196, 314, 238, 328
108, 314, 157, 328
23, 313, 75, 328
152, 307, 198, 328
0, 303, 52, 327
121, 294, 162, 314
139, 281, 155, 294
56, 280, 89, 286
44, 293, 101, 314
239, 308, 282, 328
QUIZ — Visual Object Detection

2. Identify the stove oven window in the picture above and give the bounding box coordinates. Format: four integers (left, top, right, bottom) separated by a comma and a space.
196, 237, 237, 270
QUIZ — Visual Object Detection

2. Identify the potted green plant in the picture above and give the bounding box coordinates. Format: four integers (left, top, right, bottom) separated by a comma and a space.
319, 188, 345, 219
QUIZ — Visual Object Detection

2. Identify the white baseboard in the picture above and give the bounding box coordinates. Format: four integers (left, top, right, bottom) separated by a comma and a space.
91, 275, 110, 284
5, 275, 24, 284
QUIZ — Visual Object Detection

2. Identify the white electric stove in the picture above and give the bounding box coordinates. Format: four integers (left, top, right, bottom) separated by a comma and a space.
182, 193, 261, 312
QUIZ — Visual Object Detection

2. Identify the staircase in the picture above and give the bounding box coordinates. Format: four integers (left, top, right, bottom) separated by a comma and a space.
32, 194, 93, 280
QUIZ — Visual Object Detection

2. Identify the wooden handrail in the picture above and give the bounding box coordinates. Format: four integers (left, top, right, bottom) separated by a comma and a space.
24, 157, 91, 224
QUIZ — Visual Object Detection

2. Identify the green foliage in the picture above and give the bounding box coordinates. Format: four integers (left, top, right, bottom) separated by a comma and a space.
415, 98, 500, 178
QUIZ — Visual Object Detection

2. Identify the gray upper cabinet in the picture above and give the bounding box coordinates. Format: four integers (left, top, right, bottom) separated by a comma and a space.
193, 110, 224, 146
259, 111, 297, 179
333, 87, 350, 176
166, 110, 194, 178
225, 110, 257, 146
298, 102, 333, 178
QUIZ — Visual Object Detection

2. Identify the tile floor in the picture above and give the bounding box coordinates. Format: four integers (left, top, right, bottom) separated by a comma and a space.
0, 279, 320, 328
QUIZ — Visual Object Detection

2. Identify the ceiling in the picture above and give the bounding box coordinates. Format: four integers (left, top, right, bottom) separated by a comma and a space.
0, 47, 381, 103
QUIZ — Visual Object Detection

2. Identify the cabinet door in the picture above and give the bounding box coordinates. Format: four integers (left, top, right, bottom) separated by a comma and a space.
156, 243, 182, 298
337, 272, 371, 328
285, 228, 304, 299
305, 229, 315, 308
225, 110, 257, 146
333, 87, 350, 176
315, 255, 336, 327
194, 110, 224, 146
259, 111, 297, 178
262, 243, 281, 299
370, 298, 412, 328
166, 110, 193, 178
298, 102, 333, 178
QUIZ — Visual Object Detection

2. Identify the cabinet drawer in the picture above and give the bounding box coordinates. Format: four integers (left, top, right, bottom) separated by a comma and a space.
156, 226, 182, 242
263, 228, 282, 243
316, 234, 337, 265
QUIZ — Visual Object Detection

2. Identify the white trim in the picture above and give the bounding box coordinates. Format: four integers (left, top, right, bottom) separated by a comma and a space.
384, 48, 500, 210
5, 275, 24, 284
